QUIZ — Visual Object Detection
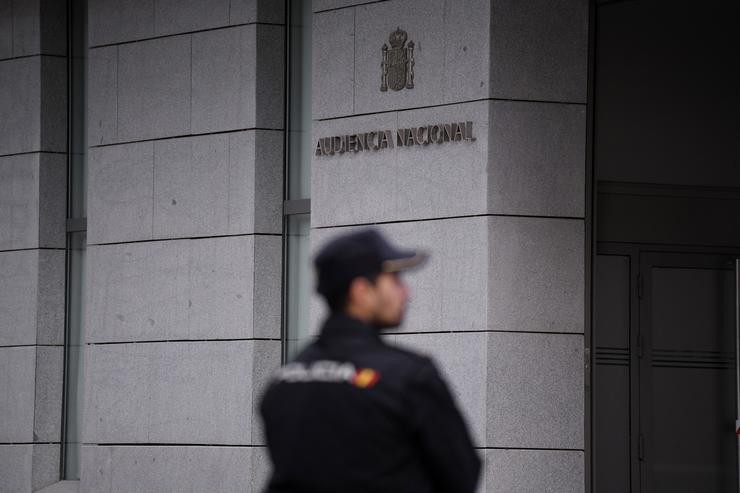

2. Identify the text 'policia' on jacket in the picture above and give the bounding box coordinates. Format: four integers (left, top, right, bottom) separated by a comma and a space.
259, 313, 482, 493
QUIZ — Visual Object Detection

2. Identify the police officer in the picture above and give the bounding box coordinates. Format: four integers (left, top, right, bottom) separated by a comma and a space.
259, 228, 481, 493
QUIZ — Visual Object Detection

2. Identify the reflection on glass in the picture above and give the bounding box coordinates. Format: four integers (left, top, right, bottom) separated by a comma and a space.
63, 232, 86, 479
286, 214, 312, 359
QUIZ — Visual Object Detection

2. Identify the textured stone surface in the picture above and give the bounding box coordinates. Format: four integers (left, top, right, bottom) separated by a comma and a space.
0, 445, 32, 493
88, 0, 155, 47
36, 249, 66, 345
312, 101, 488, 227
230, 0, 285, 24
490, 0, 588, 103
488, 216, 584, 334
38, 153, 67, 248
88, 235, 282, 342
82, 340, 279, 444
389, 332, 488, 447
32, 443, 61, 492
10, 0, 67, 58
153, 134, 231, 238
240, 130, 284, 235
151, 131, 281, 238
353, 0, 490, 116
313, 0, 379, 11
0, 57, 40, 154
86, 239, 190, 342
310, 217, 490, 336
0, 347, 35, 442
191, 26, 256, 134
36, 480, 80, 493
40, 56, 67, 152
255, 25, 284, 129
0, 249, 37, 346
33, 347, 64, 442
0, 0, 11, 59
0, 153, 39, 250
117, 35, 190, 142
488, 101, 586, 218
154, 0, 230, 36
88, 46, 118, 146
80, 445, 266, 493
253, 235, 283, 339
88, 141, 154, 244
312, 8, 354, 119
484, 449, 585, 493
486, 332, 584, 449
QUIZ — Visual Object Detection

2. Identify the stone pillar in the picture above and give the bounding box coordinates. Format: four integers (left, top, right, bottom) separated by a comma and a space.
0, 0, 67, 491
81, 1, 284, 491
310, 0, 588, 491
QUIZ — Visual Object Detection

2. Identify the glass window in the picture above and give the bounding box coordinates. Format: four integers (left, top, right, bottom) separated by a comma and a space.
283, 0, 312, 360
61, 0, 87, 480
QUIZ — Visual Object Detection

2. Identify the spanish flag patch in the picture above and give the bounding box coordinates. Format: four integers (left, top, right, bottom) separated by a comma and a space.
352, 368, 381, 389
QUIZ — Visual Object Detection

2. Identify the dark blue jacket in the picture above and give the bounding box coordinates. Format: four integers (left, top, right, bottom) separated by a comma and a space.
259, 313, 481, 493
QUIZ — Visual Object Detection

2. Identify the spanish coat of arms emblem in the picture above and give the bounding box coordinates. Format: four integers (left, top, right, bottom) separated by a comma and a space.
381, 27, 415, 91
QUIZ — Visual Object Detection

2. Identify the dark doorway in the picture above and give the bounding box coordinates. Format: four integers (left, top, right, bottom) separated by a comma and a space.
591, 0, 740, 491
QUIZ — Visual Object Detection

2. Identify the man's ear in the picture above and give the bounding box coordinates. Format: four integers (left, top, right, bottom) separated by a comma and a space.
347, 277, 373, 305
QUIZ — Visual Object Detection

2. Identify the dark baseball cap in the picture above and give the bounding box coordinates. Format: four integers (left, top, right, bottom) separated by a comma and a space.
314, 228, 428, 299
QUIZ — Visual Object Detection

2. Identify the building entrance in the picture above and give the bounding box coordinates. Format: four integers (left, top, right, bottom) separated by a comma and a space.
591, 0, 740, 491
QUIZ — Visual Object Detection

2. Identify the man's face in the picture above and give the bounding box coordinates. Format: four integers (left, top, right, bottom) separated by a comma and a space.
369, 272, 410, 328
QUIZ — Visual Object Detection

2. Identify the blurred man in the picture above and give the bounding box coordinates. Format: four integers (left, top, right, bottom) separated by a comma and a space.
260, 228, 481, 493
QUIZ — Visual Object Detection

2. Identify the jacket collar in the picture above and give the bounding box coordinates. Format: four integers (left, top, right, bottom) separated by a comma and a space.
319, 312, 381, 342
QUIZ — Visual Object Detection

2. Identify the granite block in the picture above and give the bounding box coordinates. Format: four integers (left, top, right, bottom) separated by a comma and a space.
33, 346, 64, 442
86, 240, 190, 342
0, 153, 39, 251
0, 249, 37, 346
153, 134, 231, 238
188, 235, 255, 339
488, 101, 586, 218
154, 0, 230, 36
88, 0, 154, 46
0, 56, 40, 155
490, 0, 589, 103
0, 347, 36, 442
117, 35, 190, 142
40, 56, 67, 152
311, 101, 488, 227
80, 445, 261, 492
88, 141, 154, 244
0, 0, 11, 59
38, 153, 67, 248
312, 8, 353, 119
31, 443, 60, 492
0, 445, 32, 492
191, 25, 256, 133
253, 236, 282, 339
488, 216, 584, 334
484, 449, 585, 493
255, 24, 284, 129
354, 0, 490, 116
36, 249, 65, 345
230, 0, 285, 24
486, 332, 584, 449
82, 341, 259, 444
88, 46, 118, 146
250, 130, 284, 234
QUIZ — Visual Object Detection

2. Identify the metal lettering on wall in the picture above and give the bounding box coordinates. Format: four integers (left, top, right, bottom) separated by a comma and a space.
315, 122, 475, 157
381, 28, 414, 91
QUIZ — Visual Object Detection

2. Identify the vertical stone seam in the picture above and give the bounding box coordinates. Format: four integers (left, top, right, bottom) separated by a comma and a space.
352, 8, 356, 114
150, 141, 155, 239
189, 35, 193, 135
115, 45, 119, 142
